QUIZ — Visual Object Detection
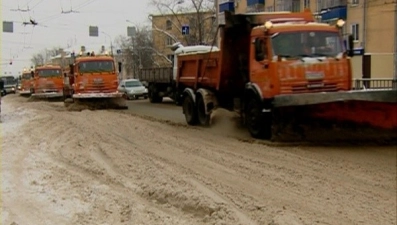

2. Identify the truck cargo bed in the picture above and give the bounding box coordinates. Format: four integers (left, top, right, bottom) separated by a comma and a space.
177, 51, 222, 90
139, 67, 173, 84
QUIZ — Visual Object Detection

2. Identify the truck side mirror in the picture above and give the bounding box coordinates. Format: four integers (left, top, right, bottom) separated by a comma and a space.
31, 71, 34, 78
69, 64, 74, 74
346, 34, 354, 57
118, 62, 122, 73
19, 75, 22, 80
0, 80, 4, 90
254, 38, 265, 61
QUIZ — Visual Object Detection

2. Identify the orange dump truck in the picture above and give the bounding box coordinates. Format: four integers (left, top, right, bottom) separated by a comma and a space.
19, 68, 34, 96
176, 10, 397, 139
31, 64, 64, 99
63, 48, 127, 109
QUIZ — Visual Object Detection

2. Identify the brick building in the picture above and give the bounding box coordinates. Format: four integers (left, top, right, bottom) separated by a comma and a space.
150, 11, 217, 66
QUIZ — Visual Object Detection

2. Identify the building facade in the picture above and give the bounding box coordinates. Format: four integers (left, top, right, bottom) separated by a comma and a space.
151, 11, 217, 66
217, 0, 397, 79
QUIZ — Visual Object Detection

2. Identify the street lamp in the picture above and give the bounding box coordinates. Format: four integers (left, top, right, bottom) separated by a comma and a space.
101, 31, 113, 55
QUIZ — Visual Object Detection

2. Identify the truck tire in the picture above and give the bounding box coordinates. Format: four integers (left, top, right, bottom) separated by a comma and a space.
149, 85, 163, 103
197, 95, 210, 126
246, 99, 272, 139
183, 95, 198, 125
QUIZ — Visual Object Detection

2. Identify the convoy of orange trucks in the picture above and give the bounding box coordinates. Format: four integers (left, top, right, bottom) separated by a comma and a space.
138, 10, 397, 139
6, 10, 396, 140
62, 47, 127, 109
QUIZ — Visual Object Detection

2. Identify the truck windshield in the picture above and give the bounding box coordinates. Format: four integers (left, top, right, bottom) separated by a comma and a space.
22, 73, 31, 80
125, 80, 142, 87
271, 31, 343, 58
78, 60, 114, 73
38, 69, 62, 77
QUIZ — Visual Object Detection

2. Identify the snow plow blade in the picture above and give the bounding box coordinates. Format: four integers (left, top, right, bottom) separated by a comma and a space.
65, 92, 128, 111
29, 92, 64, 102
19, 90, 32, 97
271, 89, 397, 142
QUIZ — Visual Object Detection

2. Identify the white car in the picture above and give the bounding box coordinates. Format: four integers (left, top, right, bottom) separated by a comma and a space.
118, 79, 148, 100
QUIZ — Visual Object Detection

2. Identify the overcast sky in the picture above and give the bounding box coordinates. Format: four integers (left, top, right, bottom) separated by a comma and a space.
1, 0, 154, 76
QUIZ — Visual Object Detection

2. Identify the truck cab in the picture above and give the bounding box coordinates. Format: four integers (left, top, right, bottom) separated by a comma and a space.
248, 18, 351, 100
32, 65, 64, 95
68, 51, 119, 97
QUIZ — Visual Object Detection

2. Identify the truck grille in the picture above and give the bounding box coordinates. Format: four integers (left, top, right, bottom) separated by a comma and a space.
291, 82, 338, 93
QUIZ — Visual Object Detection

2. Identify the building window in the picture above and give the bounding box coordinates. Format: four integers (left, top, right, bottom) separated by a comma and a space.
351, 24, 359, 41
291, 0, 300, 12
166, 20, 172, 30
166, 36, 173, 46
266, 6, 274, 12
352, 0, 359, 4
317, 0, 321, 11
304, 0, 310, 9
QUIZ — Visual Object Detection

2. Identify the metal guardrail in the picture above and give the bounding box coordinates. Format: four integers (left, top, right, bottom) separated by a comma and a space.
353, 78, 397, 90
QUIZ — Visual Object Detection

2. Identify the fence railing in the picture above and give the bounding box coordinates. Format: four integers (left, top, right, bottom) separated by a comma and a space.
352, 78, 397, 90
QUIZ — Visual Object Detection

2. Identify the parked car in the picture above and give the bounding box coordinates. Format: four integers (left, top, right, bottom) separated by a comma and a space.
117, 79, 148, 100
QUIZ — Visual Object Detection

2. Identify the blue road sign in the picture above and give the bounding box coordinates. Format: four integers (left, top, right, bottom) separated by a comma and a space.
182, 25, 189, 35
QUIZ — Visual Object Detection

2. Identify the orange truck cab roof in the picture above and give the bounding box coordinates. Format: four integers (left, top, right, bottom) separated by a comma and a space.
74, 55, 114, 63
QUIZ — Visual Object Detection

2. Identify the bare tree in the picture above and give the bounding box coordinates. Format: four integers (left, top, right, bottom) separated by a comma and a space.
149, 0, 217, 46
30, 47, 63, 66
114, 25, 157, 78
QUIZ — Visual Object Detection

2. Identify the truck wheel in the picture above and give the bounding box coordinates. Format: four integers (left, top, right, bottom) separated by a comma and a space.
246, 99, 272, 139
183, 95, 198, 125
197, 95, 210, 126
149, 85, 162, 103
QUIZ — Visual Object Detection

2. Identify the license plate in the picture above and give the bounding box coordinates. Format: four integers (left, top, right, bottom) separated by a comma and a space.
305, 72, 324, 80
93, 78, 103, 84
307, 83, 324, 88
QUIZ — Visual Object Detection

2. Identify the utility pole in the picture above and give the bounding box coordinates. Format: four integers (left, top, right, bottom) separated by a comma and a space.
394, 2, 397, 79
215, 0, 220, 47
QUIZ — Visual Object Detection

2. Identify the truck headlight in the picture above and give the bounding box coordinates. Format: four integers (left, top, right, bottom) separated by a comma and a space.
144, 88, 148, 93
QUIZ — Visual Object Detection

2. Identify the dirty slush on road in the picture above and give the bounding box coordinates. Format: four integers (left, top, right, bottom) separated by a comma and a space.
1, 94, 396, 225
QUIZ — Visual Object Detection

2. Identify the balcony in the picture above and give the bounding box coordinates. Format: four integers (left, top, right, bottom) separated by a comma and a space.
247, 0, 264, 5
321, 5, 347, 21
219, 0, 235, 12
